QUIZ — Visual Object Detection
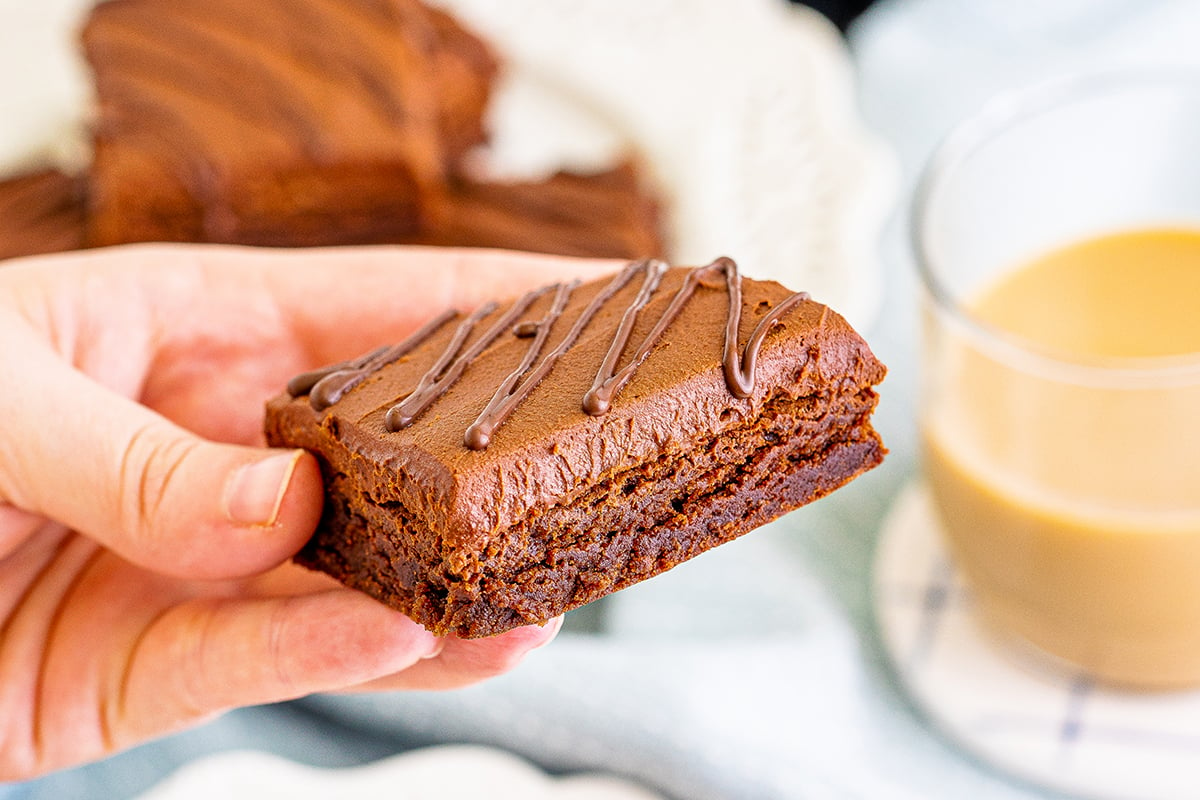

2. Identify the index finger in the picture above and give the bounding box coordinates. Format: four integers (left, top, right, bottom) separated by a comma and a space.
203, 244, 623, 368
4, 242, 621, 376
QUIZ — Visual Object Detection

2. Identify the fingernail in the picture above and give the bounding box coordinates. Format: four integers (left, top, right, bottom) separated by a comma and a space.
421, 637, 447, 660
223, 450, 303, 527
536, 616, 564, 646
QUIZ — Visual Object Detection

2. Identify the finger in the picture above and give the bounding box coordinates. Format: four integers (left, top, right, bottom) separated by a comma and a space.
114, 589, 441, 749
8, 244, 621, 374
4, 243, 620, 381
0, 504, 50, 562
0, 328, 322, 580
238, 567, 562, 691
347, 617, 564, 693
201, 244, 622, 367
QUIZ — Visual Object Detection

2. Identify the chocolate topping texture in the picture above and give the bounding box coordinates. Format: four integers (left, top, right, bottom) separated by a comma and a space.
286, 258, 811, 450
266, 258, 886, 638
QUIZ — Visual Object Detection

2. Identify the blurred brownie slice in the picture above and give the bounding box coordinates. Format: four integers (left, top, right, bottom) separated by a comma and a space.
0, 169, 86, 261
413, 161, 667, 259
266, 257, 886, 638
81, 0, 497, 247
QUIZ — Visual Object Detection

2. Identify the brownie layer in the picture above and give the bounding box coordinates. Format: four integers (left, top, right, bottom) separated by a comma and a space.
297, 387, 882, 636
266, 261, 886, 638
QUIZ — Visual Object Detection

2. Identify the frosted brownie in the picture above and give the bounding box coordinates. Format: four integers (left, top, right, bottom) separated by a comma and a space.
0, 161, 664, 262
81, 0, 497, 247
265, 257, 886, 637
75, 0, 664, 258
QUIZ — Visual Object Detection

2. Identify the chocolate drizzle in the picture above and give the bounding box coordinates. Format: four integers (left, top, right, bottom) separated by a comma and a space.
583, 259, 699, 416
464, 281, 577, 450
582, 257, 808, 414
512, 321, 540, 338
286, 308, 458, 411
714, 257, 810, 398
463, 259, 666, 450
385, 284, 553, 432
284, 257, 809, 450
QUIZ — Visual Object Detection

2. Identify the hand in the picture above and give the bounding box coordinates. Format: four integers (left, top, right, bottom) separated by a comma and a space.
0, 244, 615, 780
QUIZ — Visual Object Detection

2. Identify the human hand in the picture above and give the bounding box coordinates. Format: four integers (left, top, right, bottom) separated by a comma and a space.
0, 244, 615, 780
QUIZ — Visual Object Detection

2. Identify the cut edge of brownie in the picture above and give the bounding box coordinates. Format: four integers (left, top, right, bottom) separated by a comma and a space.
292, 381, 884, 638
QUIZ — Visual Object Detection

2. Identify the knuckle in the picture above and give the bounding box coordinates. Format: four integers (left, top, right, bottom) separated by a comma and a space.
265, 598, 301, 699
115, 422, 199, 549
176, 603, 222, 717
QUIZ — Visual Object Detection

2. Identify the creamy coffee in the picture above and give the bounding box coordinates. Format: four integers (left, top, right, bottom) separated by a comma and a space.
924, 228, 1200, 688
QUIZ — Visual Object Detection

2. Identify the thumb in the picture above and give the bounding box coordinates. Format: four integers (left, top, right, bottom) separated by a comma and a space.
0, 334, 322, 580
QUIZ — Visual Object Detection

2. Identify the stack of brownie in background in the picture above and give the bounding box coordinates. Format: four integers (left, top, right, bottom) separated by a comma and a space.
0, 0, 666, 263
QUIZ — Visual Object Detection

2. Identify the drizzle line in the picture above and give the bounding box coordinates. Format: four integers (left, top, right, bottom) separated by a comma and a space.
463, 259, 663, 450
384, 285, 553, 431
580, 260, 670, 415
464, 281, 576, 450
715, 257, 810, 398
584, 257, 807, 414
286, 309, 459, 411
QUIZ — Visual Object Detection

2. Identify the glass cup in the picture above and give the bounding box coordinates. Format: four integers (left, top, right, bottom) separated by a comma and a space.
913, 72, 1200, 689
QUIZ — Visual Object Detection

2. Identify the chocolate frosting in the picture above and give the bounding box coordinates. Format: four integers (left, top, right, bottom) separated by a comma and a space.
464, 280, 577, 450
286, 308, 459, 411
287, 258, 810, 450
583, 257, 809, 414
384, 283, 553, 431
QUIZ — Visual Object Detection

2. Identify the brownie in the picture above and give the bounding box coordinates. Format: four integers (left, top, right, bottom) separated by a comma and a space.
0, 169, 86, 261
413, 161, 666, 260
80, 0, 497, 247
0, 161, 664, 264
265, 257, 886, 638
73, 0, 665, 259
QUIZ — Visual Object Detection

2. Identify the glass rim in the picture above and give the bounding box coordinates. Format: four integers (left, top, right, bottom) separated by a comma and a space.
911, 68, 1200, 388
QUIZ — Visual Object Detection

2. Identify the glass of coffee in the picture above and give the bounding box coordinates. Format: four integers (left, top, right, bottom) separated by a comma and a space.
914, 72, 1200, 689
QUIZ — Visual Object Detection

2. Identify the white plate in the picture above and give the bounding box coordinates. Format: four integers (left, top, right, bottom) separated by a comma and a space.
134, 745, 664, 800
0, 0, 894, 331
874, 483, 1200, 800
436, 0, 894, 330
